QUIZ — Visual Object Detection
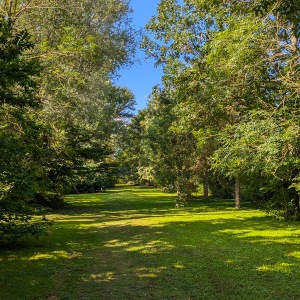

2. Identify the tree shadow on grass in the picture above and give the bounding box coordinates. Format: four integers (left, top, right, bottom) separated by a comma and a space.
1, 187, 300, 300
61, 188, 177, 217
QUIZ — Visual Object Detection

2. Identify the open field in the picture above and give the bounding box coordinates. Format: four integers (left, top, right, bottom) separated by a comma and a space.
1, 186, 300, 300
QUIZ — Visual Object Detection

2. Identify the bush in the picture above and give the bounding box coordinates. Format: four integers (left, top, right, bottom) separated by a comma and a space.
0, 201, 52, 245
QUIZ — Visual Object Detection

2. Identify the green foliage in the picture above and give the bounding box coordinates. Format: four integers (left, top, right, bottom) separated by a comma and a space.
31, 0, 137, 195
120, 87, 199, 197
0, 1, 137, 205
140, 0, 300, 216
0, 201, 52, 245
0, 17, 42, 107
0, 16, 53, 243
211, 110, 300, 216
254, 0, 300, 37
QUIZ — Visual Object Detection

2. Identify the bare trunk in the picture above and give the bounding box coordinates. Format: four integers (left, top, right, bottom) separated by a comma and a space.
235, 176, 241, 209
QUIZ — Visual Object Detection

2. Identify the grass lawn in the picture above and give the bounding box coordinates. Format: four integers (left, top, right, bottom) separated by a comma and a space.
1, 186, 300, 300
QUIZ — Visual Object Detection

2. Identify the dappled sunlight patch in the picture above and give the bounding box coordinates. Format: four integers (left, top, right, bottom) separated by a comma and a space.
219, 229, 252, 236
173, 263, 185, 269
104, 239, 131, 248
168, 210, 264, 222
82, 218, 169, 229
256, 262, 293, 273
53, 217, 101, 223
90, 271, 115, 283
137, 192, 176, 197
225, 259, 234, 264
287, 251, 300, 259
26, 250, 81, 261
210, 220, 226, 225
104, 238, 175, 254
126, 240, 175, 253
218, 228, 300, 244
135, 266, 167, 278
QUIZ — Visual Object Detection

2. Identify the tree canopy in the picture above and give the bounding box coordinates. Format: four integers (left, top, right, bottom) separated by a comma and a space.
121, 0, 300, 218
0, 0, 137, 244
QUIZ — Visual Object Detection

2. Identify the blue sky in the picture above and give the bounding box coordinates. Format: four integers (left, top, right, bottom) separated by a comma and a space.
116, 0, 164, 113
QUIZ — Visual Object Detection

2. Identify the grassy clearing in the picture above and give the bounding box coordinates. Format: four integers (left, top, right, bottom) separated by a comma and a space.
1, 186, 300, 300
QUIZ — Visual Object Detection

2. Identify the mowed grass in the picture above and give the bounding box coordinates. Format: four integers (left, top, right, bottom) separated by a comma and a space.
1, 186, 300, 300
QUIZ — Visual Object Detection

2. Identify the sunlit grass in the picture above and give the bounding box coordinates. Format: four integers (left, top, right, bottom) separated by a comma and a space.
1, 186, 300, 299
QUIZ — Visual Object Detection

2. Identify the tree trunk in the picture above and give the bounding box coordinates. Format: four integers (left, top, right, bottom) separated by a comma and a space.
203, 173, 209, 199
176, 175, 181, 196
235, 176, 241, 209
295, 193, 300, 214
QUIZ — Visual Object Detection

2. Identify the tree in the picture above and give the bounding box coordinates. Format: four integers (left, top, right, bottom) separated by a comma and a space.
120, 87, 199, 205
142, 0, 300, 214
0, 0, 138, 243
116, 109, 150, 184
0, 15, 41, 107
0, 0, 137, 198
0, 16, 51, 244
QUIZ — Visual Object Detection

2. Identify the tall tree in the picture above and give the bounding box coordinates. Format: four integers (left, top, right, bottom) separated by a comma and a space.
120, 87, 199, 204
0, 0, 137, 198
142, 0, 300, 214
0, 16, 52, 243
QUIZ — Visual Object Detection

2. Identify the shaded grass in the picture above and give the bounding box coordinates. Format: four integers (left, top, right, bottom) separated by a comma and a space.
1, 186, 300, 299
